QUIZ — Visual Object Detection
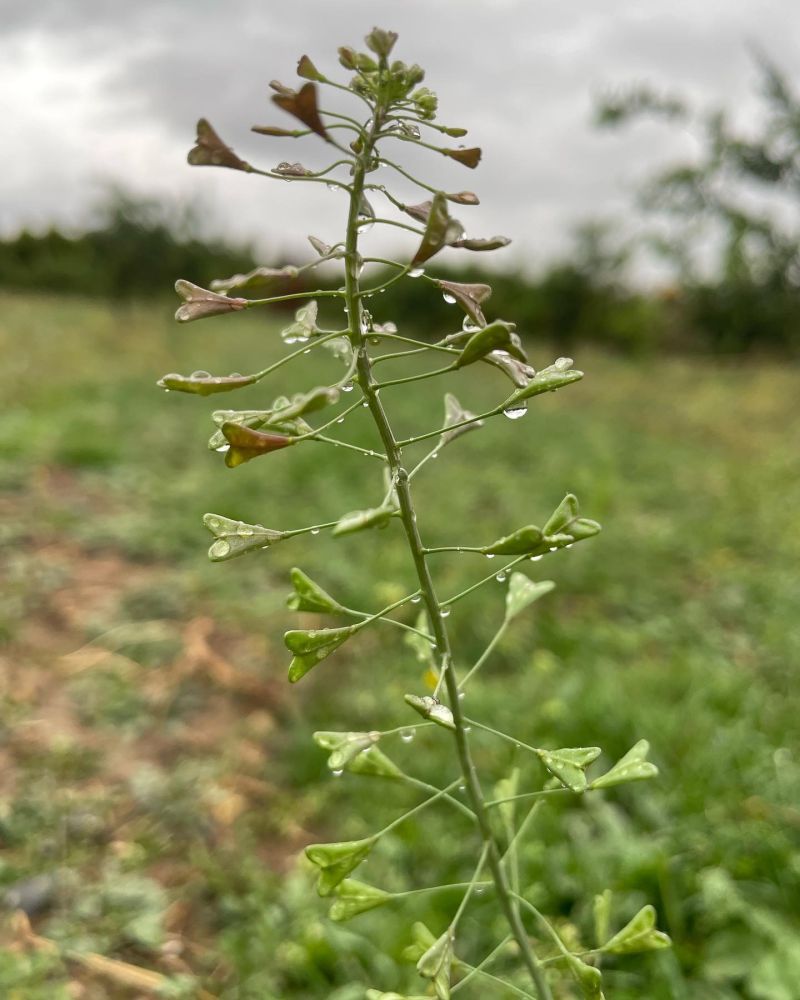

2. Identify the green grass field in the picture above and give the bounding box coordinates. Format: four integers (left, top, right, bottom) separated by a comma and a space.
1, 291, 798, 999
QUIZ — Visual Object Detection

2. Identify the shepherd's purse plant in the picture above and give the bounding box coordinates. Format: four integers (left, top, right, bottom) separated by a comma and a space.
160, 27, 671, 999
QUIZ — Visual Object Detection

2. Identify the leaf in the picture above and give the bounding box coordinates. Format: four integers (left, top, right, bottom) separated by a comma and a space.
329, 879, 391, 921
366, 993, 430, 1000
417, 927, 454, 999
366, 992, 430, 1000
274, 161, 314, 176
365, 27, 399, 58
536, 747, 602, 793
454, 319, 526, 368
483, 350, 537, 388
251, 124, 305, 137
443, 146, 482, 168
593, 890, 613, 948
207, 407, 309, 451
308, 235, 333, 256
505, 574, 556, 621
404, 611, 436, 670
436, 280, 492, 327
602, 904, 672, 954
450, 236, 511, 252
439, 393, 483, 446
566, 955, 605, 999
347, 746, 404, 779
312, 730, 380, 770
404, 694, 455, 731
305, 838, 376, 896
202, 513, 283, 562
221, 423, 294, 468
401, 921, 438, 963
333, 505, 397, 537
281, 300, 320, 343
481, 525, 544, 556
287, 568, 347, 613
322, 336, 354, 364
284, 624, 360, 682
493, 767, 520, 828
210, 264, 299, 295
543, 493, 580, 535
567, 518, 602, 541
403, 200, 434, 223
504, 358, 584, 404
297, 54, 325, 82
187, 119, 250, 171
173, 280, 248, 323
590, 740, 659, 789
157, 371, 256, 395
272, 82, 329, 141
273, 385, 341, 419
411, 192, 464, 265
446, 191, 480, 205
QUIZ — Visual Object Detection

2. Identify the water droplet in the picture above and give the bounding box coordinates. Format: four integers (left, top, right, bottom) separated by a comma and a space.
461, 316, 480, 332
336, 417, 345, 424
408, 267, 424, 278
503, 406, 528, 420
441, 609, 451, 618
458, 784, 466, 794
442, 293, 457, 305
400, 729, 415, 743
310, 528, 320, 535
341, 381, 354, 392
215, 444, 230, 453
485, 554, 495, 560
530, 554, 543, 562
238, 523, 254, 537
332, 769, 343, 777
411, 595, 421, 604
553, 356, 574, 371
464, 725, 472, 733
475, 886, 485, 896
458, 691, 466, 700
495, 572, 506, 582
229, 372, 243, 379
549, 546, 558, 552
565, 543, 574, 550
361, 401, 369, 408
303, 348, 311, 355
191, 370, 211, 379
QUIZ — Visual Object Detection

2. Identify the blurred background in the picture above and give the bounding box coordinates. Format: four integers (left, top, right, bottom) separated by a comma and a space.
1, 2, 798, 998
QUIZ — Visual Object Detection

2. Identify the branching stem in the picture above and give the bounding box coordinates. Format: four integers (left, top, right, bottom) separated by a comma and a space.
343, 95, 553, 1000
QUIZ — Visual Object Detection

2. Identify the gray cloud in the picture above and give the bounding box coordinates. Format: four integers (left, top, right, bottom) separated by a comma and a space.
2, 0, 798, 274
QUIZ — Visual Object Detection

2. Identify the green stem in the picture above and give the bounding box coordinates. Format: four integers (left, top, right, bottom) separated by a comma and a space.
402, 774, 477, 823
451, 936, 512, 994
342, 95, 552, 1000
373, 363, 455, 390
395, 881, 493, 900
377, 778, 462, 837
450, 843, 490, 930
442, 555, 530, 607
458, 623, 508, 690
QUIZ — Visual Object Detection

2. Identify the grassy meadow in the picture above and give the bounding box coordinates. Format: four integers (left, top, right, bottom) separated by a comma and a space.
0, 290, 798, 999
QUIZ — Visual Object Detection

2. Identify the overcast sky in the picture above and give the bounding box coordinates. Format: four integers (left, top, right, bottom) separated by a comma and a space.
2, 0, 798, 273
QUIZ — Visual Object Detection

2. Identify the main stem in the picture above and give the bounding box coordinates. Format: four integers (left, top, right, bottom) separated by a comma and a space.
343, 104, 552, 1000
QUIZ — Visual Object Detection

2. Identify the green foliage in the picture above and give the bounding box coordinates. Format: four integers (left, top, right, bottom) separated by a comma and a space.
154, 25, 673, 1000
